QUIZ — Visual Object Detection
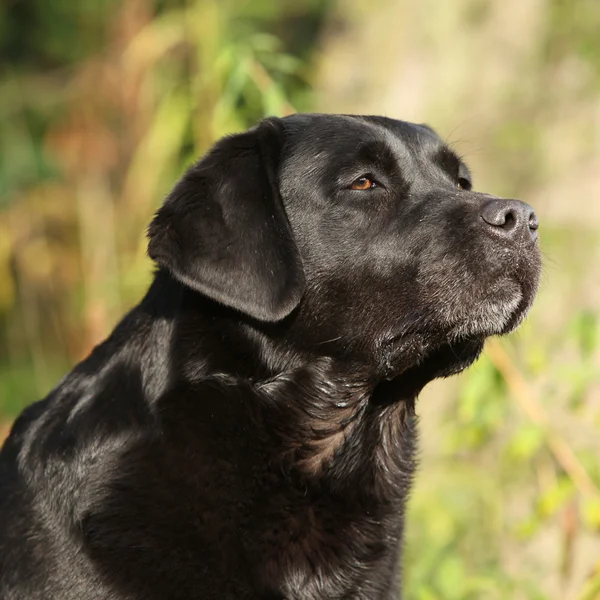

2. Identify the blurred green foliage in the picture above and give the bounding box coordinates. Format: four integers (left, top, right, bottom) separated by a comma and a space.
1, 0, 599, 598
0, 0, 331, 400
405, 324, 600, 599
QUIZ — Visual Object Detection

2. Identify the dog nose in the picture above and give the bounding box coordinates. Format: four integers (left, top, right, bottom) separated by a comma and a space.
480, 198, 538, 241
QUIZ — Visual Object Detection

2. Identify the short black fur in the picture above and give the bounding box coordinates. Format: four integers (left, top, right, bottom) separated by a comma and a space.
0, 114, 541, 599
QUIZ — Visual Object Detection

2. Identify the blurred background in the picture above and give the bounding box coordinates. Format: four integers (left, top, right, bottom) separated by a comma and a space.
1, 0, 599, 597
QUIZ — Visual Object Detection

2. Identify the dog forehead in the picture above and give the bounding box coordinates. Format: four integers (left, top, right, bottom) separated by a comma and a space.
280, 114, 445, 170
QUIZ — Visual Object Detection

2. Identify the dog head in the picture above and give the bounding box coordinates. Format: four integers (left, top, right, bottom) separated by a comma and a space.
148, 114, 541, 388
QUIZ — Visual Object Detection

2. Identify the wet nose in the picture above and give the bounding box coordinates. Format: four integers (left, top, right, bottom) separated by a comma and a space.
480, 198, 538, 241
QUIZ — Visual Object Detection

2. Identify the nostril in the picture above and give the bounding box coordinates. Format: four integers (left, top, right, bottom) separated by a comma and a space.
481, 204, 517, 229
528, 211, 539, 231
503, 210, 516, 229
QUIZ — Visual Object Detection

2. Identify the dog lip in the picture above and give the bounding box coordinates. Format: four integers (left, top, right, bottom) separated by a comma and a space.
501, 281, 538, 333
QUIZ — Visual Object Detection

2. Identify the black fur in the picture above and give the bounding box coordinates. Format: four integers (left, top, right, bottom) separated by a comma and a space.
0, 114, 541, 599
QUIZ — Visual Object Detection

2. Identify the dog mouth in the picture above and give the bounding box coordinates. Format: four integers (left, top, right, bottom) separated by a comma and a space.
431, 243, 542, 340
374, 265, 539, 401
412, 222, 542, 339
446, 278, 533, 339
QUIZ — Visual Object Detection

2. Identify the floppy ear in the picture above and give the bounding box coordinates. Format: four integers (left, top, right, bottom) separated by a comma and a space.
147, 117, 305, 322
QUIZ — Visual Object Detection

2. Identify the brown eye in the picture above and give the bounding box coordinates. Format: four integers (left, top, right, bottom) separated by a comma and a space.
458, 178, 471, 191
351, 176, 376, 191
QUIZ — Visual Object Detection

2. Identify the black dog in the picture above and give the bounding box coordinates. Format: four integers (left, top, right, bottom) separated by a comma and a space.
0, 114, 541, 599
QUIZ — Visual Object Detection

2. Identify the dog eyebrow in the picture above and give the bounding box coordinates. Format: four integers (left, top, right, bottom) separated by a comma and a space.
434, 146, 468, 179
355, 140, 398, 171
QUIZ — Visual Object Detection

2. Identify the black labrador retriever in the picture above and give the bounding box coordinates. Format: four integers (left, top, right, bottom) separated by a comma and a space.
0, 114, 541, 599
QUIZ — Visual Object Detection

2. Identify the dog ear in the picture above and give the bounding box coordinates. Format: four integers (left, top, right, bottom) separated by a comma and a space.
147, 117, 305, 322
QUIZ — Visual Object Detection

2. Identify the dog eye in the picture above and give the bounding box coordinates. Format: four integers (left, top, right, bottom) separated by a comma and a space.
351, 176, 376, 191
457, 178, 472, 191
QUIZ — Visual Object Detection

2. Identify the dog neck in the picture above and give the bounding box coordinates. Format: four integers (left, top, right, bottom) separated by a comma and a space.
255, 357, 417, 500
135, 272, 418, 500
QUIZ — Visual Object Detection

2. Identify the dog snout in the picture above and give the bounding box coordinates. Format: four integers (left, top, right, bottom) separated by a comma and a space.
480, 198, 538, 242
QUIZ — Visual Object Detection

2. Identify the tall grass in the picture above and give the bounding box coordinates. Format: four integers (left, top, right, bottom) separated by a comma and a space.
0, 0, 323, 406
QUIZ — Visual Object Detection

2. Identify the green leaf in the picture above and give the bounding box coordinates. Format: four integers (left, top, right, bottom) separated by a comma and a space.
582, 498, 600, 530
436, 555, 466, 599
538, 477, 575, 518
506, 424, 545, 460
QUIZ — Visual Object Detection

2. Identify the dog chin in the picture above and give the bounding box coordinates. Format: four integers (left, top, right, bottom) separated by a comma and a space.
446, 282, 533, 339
